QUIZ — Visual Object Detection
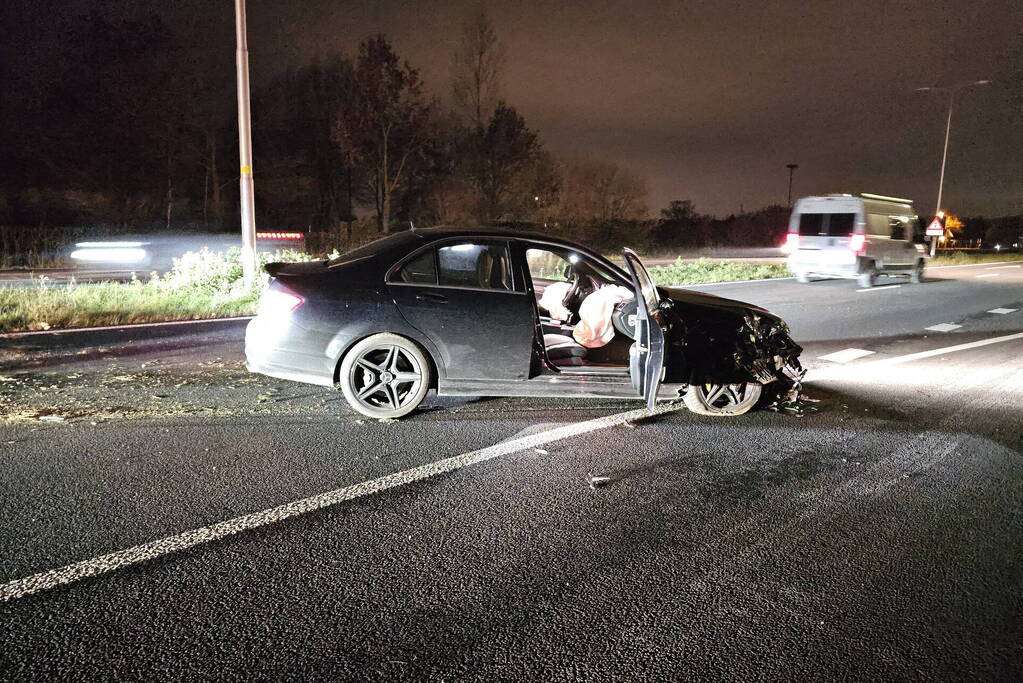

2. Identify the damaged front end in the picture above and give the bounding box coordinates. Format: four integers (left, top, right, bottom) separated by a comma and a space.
659, 289, 804, 397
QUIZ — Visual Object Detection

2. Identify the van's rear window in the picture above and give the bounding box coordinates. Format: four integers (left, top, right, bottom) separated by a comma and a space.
798, 213, 856, 236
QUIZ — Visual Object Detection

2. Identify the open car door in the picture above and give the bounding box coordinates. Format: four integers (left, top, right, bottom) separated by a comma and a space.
622, 248, 666, 411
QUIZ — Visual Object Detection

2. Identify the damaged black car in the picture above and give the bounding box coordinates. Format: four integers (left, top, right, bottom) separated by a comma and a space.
245, 228, 803, 419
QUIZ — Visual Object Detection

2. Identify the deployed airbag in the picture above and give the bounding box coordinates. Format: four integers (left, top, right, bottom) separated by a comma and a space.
537, 281, 573, 321
573, 285, 634, 348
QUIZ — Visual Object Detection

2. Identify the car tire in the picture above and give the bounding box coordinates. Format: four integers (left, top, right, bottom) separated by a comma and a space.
857, 262, 877, 288
339, 333, 432, 419
683, 382, 763, 416
909, 259, 924, 284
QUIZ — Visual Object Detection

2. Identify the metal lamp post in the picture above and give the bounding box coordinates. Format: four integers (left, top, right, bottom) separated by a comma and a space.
235, 0, 258, 285
915, 79, 990, 256
785, 163, 799, 208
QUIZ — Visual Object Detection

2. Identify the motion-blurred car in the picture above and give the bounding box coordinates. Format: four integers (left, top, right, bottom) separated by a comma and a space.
786, 193, 926, 288
69, 231, 306, 272
245, 229, 803, 418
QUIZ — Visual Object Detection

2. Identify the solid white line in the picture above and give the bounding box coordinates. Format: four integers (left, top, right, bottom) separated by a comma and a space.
0, 316, 254, 339
975, 273, 999, 278
986, 265, 1021, 270
818, 348, 875, 364
925, 323, 962, 332
988, 308, 1018, 315
0, 402, 682, 603
856, 284, 901, 293
866, 331, 1023, 367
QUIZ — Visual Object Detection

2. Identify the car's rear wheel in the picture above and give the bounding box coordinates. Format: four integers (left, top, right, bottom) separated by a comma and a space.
683, 382, 763, 416
339, 333, 431, 419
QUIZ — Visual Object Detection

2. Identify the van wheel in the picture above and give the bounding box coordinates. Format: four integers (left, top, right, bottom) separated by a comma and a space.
795, 271, 810, 284
339, 333, 431, 419
857, 263, 877, 288
909, 260, 924, 284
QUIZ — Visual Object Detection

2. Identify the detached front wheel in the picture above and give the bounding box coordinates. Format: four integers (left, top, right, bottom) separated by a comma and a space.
683, 382, 763, 416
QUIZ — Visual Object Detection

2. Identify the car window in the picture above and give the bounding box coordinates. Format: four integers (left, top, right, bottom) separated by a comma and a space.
396, 249, 436, 284
437, 242, 513, 290
798, 213, 824, 236
525, 248, 571, 282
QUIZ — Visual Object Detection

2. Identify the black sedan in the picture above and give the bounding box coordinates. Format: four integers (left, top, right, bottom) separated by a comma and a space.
245, 228, 803, 419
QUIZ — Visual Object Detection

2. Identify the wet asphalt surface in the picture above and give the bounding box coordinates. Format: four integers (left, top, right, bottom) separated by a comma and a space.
1, 261, 1022, 680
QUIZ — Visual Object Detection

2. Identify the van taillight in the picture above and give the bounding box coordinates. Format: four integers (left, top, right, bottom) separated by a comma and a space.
849, 233, 865, 255
784, 232, 799, 251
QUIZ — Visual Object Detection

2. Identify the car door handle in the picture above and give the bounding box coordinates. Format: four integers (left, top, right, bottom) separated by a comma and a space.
415, 291, 448, 303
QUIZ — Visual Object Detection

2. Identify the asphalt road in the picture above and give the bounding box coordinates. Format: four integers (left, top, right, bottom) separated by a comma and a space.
1, 261, 1022, 680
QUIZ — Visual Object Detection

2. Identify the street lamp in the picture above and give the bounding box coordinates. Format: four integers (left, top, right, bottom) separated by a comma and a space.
235, 0, 258, 285
785, 163, 798, 208
915, 78, 990, 256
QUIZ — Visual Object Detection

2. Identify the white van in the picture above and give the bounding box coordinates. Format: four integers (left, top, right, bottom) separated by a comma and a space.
786, 193, 926, 288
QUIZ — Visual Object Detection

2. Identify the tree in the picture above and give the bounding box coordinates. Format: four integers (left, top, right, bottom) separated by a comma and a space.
660, 199, 697, 222
556, 158, 648, 223
451, 8, 505, 129
469, 102, 553, 222
334, 35, 431, 233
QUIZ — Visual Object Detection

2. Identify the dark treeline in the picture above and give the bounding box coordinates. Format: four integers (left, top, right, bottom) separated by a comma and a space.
11, 8, 1012, 260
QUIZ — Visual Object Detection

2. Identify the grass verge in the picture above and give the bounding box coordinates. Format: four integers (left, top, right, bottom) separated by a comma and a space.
929, 252, 1023, 266
648, 258, 791, 286
0, 247, 321, 334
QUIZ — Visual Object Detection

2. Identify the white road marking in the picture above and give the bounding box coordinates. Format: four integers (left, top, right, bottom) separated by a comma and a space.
856, 284, 901, 293
925, 323, 962, 332
986, 265, 1021, 270
988, 308, 1018, 315
0, 402, 683, 603
818, 348, 876, 364
929, 260, 1021, 270
0, 316, 254, 339
975, 273, 999, 278
867, 331, 1023, 367
680, 276, 795, 287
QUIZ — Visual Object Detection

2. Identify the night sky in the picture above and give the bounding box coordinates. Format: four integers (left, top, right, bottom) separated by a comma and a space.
5, 0, 1022, 217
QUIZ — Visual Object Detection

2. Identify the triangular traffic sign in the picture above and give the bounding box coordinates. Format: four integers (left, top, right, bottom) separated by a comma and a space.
925, 217, 944, 236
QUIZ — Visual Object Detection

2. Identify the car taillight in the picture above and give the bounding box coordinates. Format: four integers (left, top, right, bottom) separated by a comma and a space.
784, 231, 799, 252
259, 289, 303, 317
849, 233, 865, 255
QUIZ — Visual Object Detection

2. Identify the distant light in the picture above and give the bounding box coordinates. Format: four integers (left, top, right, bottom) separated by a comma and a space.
534, 195, 540, 202
937, 211, 945, 218
995, 244, 1001, 251
568, 253, 580, 264
256, 231, 304, 240
70, 247, 148, 263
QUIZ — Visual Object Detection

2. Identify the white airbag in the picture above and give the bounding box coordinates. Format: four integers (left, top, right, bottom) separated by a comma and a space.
573, 285, 634, 348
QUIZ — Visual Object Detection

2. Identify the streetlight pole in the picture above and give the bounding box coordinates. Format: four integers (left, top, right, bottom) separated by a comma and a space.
235, 0, 258, 285
785, 163, 799, 208
916, 79, 990, 257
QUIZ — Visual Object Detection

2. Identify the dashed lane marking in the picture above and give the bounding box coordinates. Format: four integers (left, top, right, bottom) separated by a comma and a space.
988, 308, 1018, 315
986, 265, 1021, 270
0, 402, 684, 603
856, 284, 901, 293
925, 323, 962, 332
867, 331, 1023, 367
818, 348, 876, 364
976, 273, 999, 278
